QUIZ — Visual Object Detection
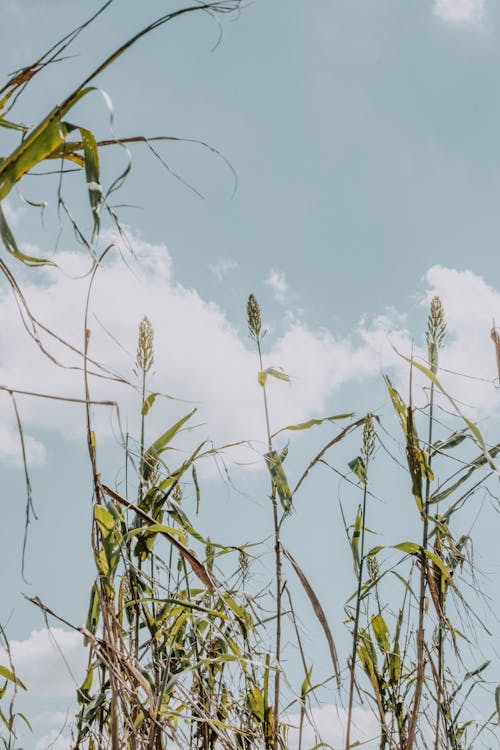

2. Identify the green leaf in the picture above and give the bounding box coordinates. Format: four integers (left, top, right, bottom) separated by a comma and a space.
399, 354, 497, 472
351, 505, 362, 574
384, 376, 407, 435
16, 711, 32, 731
85, 583, 100, 639
495, 685, 500, 720
272, 413, 354, 438
431, 430, 468, 455
141, 392, 160, 416
129, 523, 187, 546
0, 203, 54, 266
264, 450, 293, 513
79, 127, 102, 236
247, 686, 265, 723
349, 455, 367, 485
142, 408, 196, 481
0, 87, 93, 201
388, 609, 403, 685
0, 665, 25, 690
371, 614, 390, 653
265, 367, 290, 382
94, 505, 114, 538
394, 542, 421, 556
301, 666, 313, 699
258, 367, 290, 387
77, 662, 94, 705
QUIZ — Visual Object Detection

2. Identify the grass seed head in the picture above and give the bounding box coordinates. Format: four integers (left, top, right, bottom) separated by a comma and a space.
426, 296, 446, 374
247, 294, 262, 342
362, 413, 376, 463
136, 315, 154, 375
367, 554, 379, 582
426, 296, 446, 351
172, 483, 183, 504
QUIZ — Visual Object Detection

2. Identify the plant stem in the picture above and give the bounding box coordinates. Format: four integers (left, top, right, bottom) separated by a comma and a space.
345, 478, 369, 750
407, 381, 435, 750
257, 339, 281, 750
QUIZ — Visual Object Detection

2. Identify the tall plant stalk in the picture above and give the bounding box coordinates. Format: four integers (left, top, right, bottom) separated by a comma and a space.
407, 296, 446, 750
345, 414, 375, 750
247, 294, 283, 750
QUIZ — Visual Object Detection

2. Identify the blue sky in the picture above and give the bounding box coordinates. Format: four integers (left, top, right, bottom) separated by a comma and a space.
2, 0, 500, 748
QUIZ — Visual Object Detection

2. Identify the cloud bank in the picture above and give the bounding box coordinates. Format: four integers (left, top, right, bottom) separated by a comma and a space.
0, 229, 497, 472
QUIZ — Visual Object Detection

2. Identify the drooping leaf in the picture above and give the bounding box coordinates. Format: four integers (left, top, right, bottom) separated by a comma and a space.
0, 665, 25, 691
0, 87, 94, 202
85, 583, 100, 640
399, 354, 497, 473
384, 376, 407, 435
371, 614, 390, 654
79, 127, 102, 236
141, 392, 160, 416
247, 685, 265, 723
351, 505, 362, 575
431, 429, 468, 455
349, 456, 367, 485
283, 546, 341, 687
265, 450, 292, 513
272, 413, 354, 438
265, 367, 290, 382
0, 203, 54, 266
94, 504, 114, 538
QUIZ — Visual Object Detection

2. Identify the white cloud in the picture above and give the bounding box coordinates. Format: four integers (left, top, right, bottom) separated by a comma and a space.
0, 422, 45, 465
4, 628, 86, 698
0, 231, 381, 469
433, 0, 486, 24
0, 227, 498, 472
265, 269, 288, 303
35, 728, 72, 750
208, 258, 238, 281
287, 704, 379, 750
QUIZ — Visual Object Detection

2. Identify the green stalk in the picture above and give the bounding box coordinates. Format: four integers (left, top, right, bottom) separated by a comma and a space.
345, 415, 374, 750
247, 294, 282, 750
407, 297, 446, 750
257, 336, 282, 750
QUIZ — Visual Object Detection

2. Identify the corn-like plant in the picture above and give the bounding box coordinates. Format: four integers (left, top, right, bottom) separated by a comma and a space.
3, 8, 500, 750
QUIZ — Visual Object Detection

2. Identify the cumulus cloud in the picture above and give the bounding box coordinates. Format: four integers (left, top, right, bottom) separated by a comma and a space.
0, 226, 497, 471
287, 704, 379, 750
0, 230, 383, 470
3, 628, 86, 698
433, 0, 486, 25
36, 728, 72, 750
265, 269, 289, 303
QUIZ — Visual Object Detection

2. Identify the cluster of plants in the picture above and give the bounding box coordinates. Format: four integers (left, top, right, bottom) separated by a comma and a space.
1, 3, 499, 749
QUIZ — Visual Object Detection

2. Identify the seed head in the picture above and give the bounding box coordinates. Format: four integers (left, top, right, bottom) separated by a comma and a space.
239, 548, 249, 577
247, 294, 262, 342
426, 297, 446, 374
136, 316, 154, 375
362, 413, 376, 463
172, 483, 183, 505
426, 297, 446, 349
366, 554, 379, 582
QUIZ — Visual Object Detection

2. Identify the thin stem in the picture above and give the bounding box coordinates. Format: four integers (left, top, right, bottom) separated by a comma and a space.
407, 380, 435, 750
345, 477, 370, 750
257, 337, 281, 750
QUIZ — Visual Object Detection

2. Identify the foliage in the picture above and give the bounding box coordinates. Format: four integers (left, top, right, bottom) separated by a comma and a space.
1, 5, 500, 750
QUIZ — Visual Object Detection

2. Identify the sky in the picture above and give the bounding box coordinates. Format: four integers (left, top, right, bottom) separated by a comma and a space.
2, 0, 500, 748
